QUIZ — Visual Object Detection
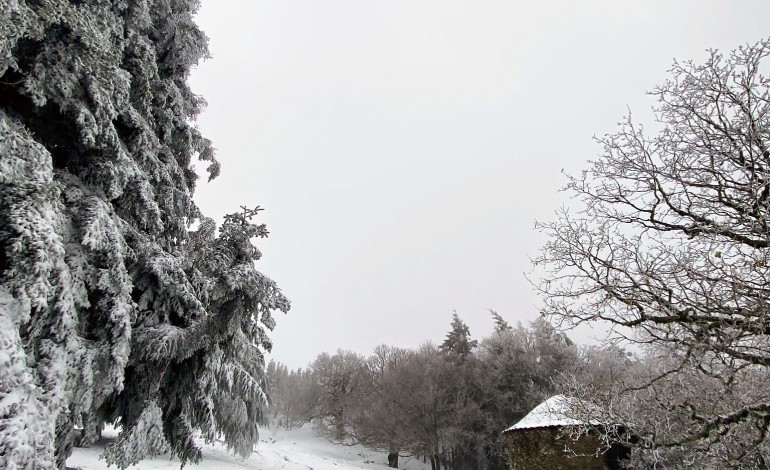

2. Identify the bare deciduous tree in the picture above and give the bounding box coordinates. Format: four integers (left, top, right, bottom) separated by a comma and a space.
348, 345, 414, 468
535, 38, 770, 467
311, 350, 367, 441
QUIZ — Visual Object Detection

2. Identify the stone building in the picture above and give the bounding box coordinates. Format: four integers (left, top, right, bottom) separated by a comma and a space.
502, 395, 626, 470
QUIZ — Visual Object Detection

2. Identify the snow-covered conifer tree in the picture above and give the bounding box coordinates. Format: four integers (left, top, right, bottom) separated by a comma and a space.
0, 1, 288, 468
439, 312, 478, 362
489, 309, 511, 334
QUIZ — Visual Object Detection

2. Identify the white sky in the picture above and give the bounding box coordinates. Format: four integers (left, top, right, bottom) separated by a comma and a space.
189, 0, 770, 370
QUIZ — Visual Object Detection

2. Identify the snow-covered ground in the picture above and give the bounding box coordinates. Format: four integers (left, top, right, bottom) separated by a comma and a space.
68, 425, 431, 470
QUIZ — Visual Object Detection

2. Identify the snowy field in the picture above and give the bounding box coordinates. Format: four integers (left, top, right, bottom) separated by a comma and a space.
68, 425, 431, 470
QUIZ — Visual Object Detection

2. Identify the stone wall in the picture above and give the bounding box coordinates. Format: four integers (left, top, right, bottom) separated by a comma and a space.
504, 427, 608, 470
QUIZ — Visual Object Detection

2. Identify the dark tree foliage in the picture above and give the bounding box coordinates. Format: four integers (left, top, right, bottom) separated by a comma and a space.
490, 309, 512, 334
439, 311, 478, 362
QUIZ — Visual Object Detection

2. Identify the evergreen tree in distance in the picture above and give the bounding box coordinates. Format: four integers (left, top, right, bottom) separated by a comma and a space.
439, 311, 478, 361
0, 1, 289, 468
489, 309, 511, 334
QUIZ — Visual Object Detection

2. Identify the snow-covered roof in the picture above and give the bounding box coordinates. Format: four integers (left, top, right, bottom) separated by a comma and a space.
504, 395, 592, 432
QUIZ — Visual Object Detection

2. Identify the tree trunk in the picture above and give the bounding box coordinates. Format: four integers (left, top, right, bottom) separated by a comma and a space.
74, 412, 103, 448
55, 413, 75, 470
333, 410, 345, 440
387, 451, 399, 468
452, 452, 477, 470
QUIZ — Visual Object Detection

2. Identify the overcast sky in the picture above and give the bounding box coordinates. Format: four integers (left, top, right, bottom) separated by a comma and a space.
190, 1, 770, 370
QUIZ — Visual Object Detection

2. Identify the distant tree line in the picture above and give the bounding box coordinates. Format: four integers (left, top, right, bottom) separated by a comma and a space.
267, 312, 633, 470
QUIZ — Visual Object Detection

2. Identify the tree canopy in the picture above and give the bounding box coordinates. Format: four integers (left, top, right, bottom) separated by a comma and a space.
0, 1, 288, 468
268, 314, 583, 470
535, 38, 770, 467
